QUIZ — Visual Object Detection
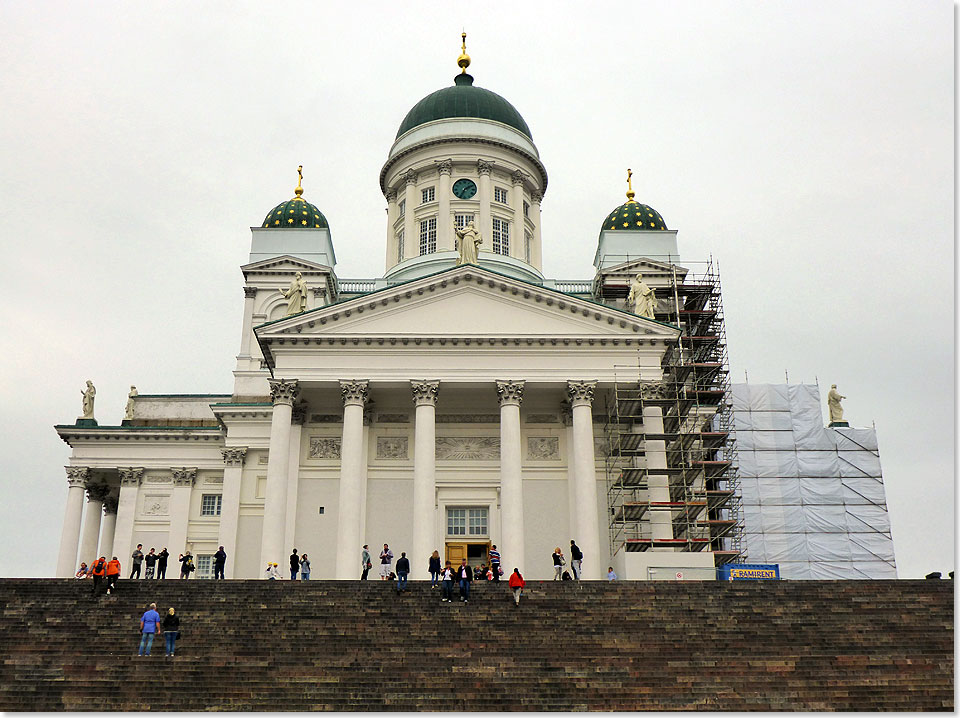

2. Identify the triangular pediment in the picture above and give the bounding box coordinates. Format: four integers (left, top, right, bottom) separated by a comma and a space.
599, 257, 688, 277
256, 265, 679, 340
241, 255, 333, 276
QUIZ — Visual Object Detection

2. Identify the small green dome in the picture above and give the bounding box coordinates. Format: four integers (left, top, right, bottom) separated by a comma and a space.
602, 200, 668, 232
262, 196, 329, 229
396, 73, 532, 140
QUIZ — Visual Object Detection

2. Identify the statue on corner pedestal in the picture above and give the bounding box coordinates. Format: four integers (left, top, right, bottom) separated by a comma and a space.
827, 384, 847, 425
281, 272, 308, 316
79, 380, 96, 421
627, 272, 656, 319
124, 386, 138, 421
454, 221, 482, 266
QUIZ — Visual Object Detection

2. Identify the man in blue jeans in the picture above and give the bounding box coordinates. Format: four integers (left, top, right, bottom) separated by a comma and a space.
440, 561, 455, 603
138, 602, 161, 656
395, 552, 410, 592
457, 558, 472, 603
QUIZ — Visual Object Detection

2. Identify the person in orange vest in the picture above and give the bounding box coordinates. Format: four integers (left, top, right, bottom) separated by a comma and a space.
105, 556, 121, 595
91, 556, 107, 595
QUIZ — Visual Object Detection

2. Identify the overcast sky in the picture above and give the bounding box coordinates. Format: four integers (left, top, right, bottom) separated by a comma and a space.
0, 1, 952, 579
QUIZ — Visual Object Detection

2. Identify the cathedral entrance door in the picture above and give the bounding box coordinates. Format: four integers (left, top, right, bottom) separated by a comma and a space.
445, 542, 491, 568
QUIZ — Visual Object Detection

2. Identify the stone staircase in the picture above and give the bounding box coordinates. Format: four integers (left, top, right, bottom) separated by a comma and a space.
0, 578, 952, 711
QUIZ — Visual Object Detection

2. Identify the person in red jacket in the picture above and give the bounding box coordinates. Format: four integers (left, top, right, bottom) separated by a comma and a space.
508, 568, 525, 606
105, 556, 121, 595
91, 556, 107, 595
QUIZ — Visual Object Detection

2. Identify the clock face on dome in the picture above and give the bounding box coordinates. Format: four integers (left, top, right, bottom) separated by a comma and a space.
452, 178, 478, 199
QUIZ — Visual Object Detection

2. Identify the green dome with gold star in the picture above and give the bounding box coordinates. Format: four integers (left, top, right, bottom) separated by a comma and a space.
602, 200, 667, 232
261, 166, 329, 229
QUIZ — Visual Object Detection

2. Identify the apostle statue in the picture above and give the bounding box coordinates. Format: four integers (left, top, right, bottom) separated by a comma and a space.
281, 272, 308, 316
79, 380, 96, 420
627, 272, 656, 319
124, 386, 138, 421
454, 221, 482, 265
827, 384, 846, 423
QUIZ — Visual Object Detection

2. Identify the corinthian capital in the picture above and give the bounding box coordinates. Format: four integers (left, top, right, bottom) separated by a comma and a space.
102, 495, 119, 516
511, 170, 526, 187
118, 467, 144, 487
411, 380, 440, 407
531, 191, 543, 204
65, 467, 90, 488
268, 378, 300, 406
436, 159, 453, 175
243, 286, 258, 299
477, 159, 494, 176
85, 482, 111, 503
385, 188, 398, 203
172, 468, 197, 487
221, 447, 248, 467
496, 380, 525, 407
403, 169, 418, 186
566, 381, 597, 408
340, 380, 369, 407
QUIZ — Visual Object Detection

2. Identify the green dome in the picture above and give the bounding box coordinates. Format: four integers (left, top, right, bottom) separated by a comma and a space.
396, 73, 532, 140
602, 200, 668, 232
262, 196, 329, 229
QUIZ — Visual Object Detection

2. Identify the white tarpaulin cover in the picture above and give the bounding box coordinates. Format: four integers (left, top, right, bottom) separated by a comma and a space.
731, 383, 897, 579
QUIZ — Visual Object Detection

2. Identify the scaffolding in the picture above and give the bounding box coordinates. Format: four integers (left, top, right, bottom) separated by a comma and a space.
598, 258, 744, 566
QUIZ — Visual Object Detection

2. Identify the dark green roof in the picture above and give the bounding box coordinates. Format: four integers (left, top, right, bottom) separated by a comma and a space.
396, 73, 532, 140
262, 197, 329, 229
602, 201, 668, 232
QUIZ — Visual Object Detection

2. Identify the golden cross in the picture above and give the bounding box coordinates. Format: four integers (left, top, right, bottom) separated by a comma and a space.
297, 165, 303, 190
627, 168, 633, 193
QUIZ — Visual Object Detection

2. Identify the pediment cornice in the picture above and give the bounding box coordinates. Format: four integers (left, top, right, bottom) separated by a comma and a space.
241, 255, 334, 277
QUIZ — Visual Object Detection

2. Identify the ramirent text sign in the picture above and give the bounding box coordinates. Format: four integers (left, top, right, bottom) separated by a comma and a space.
718, 564, 780, 581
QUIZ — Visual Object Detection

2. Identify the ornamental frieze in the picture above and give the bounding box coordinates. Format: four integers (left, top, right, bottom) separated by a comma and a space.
527, 437, 560, 461
436, 436, 500, 460
376, 437, 409, 460
309, 437, 342, 460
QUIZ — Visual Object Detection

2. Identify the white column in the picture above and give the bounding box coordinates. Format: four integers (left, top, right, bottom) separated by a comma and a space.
385, 189, 398, 269
568, 381, 601, 579
78, 482, 109, 564
56, 467, 90, 577
335, 380, 369, 578
219, 447, 247, 578
239, 286, 257, 358
643, 405, 674, 542
99, 495, 119, 560
112, 468, 143, 572
283, 407, 305, 557
477, 159, 494, 244
531, 191, 543, 270
168, 468, 196, 558
411, 380, 440, 579
497, 380, 526, 573
561, 404, 577, 540
437, 160, 453, 252
402, 170, 417, 260
259, 379, 299, 569
511, 171, 525, 260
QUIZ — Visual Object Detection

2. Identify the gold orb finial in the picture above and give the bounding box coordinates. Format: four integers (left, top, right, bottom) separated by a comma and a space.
295, 165, 304, 198
625, 168, 636, 202
457, 31, 471, 73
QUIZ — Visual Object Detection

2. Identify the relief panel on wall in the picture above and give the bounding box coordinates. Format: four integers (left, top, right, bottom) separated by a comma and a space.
141, 494, 170, 517
527, 437, 560, 460
436, 437, 500, 460
308, 437, 342, 459
376, 436, 408, 459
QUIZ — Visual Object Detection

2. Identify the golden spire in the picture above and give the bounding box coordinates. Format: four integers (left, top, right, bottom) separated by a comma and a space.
457, 31, 471, 74
625, 168, 636, 202
294, 165, 304, 198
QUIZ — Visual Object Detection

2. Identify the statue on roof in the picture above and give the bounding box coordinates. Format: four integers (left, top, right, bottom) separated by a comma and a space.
79, 380, 96, 420
827, 384, 846, 424
281, 272, 308, 316
455, 221, 482, 265
627, 272, 656, 319
124, 386, 138, 421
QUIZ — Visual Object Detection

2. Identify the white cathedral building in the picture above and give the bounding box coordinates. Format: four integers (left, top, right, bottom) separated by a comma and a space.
56, 42, 760, 581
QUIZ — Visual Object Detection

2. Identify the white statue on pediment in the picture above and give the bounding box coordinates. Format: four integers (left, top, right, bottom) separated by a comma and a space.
124, 386, 138, 421
80, 380, 96, 420
455, 221, 482, 265
827, 384, 846, 423
627, 272, 656, 319
282, 272, 308, 316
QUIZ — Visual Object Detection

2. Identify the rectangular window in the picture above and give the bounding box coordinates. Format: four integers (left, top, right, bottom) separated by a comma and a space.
421, 187, 435, 204
494, 187, 508, 204
468, 508, 488, 536
492, 218, 510, 255
419, 217, 437, 255
454, 213, 474, 229
195, 555, 214, 580
396, 230, 404, 262
200, 494, 222, 516
447, 508, 466, 536
398, 199, 405, 217
523, 201, 529, 218
524, 231, 532, 263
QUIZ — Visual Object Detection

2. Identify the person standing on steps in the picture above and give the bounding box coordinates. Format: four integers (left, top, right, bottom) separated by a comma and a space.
138, 602, 161, 657
161, 607, 180, 657
178, 551, 194, 579
607, 567, 617, 581
361, 545, 372, 580
130, 545, 144, 579
379, 544, 393, 581
488, 545, 501, 582
508, 568, 525, 606
457, 558, 472, 603
551, 547, 565, 580
300, 554, 311, 580
289, 549, 300, 581
143, 548, 158, 579
395, 552, 410, 592
569, 540, 583, 580
91, 556, 106, 595
440, 561, 455, 603
428, 550, 442, 588
105, 556, 121, 594
213, 546, 226, 580
157, 548, 169, 579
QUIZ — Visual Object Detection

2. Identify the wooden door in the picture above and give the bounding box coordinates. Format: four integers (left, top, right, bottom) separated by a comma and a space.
446, 542, 467, 566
